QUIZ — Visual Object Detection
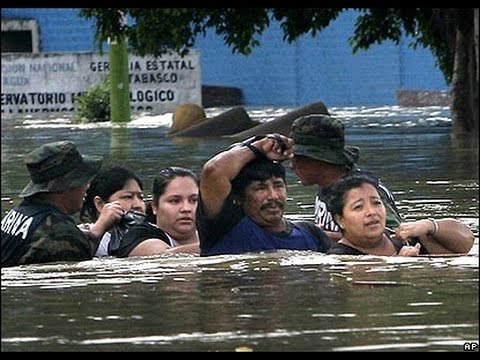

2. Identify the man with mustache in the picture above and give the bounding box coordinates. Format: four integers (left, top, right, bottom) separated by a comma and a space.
198, 134, 333, 256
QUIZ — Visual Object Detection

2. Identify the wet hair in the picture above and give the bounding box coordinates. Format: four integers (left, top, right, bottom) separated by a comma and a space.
145, 166, 200, 223
80, 166, 143, 222
145, 166, 199, 222
151, 166, 199, 202
231, 158, 286, 198
326, 172, 381, 217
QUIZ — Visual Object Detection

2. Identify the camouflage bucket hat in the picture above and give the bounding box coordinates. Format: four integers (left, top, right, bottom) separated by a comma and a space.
290, 114, 360, 166
19, 140, 103, 198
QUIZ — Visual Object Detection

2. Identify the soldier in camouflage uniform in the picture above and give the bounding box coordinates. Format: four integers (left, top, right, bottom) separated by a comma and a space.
289, 114, 403, 242
1, 140, 107, 267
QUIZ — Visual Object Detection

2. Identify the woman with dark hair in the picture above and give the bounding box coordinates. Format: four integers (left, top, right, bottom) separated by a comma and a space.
326, 172, 474, 256
79, 166, 146, 257
111, 166, 200, 257
290, 114, 402, 242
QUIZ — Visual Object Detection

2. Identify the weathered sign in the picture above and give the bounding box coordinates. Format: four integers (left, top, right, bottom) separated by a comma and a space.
1, 51, 201, 116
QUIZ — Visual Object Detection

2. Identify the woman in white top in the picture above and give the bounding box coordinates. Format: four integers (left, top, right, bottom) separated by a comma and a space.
79, 166, 146, 256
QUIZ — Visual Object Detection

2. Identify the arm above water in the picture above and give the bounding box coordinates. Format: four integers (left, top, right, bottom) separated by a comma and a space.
128, 238, 171, 256
80, 201, 124, 240
128, 238, 199, 256
200, 134, 293, 218
395, 218, 474, 254
164, 242, 199, 255
200, 144, 252, 219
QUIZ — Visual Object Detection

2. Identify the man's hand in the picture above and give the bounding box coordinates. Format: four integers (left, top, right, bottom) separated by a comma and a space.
252, 133, 294, 161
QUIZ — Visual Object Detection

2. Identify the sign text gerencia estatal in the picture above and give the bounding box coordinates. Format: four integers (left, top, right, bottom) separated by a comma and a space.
1, 51, 201, 115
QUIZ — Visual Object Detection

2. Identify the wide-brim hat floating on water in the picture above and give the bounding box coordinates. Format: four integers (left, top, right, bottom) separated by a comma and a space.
19, 140, 103, 198
170, 105, 259, 138
170, 103, 207, 134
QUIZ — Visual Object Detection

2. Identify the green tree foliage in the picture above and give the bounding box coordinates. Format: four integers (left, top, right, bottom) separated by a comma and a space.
79, 8, 478, 139
349, 9, 459, 84
74, 75, 110, 122
79, 8, 343, 56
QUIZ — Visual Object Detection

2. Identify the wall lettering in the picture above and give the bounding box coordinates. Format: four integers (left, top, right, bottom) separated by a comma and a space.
1, 51, 201, 115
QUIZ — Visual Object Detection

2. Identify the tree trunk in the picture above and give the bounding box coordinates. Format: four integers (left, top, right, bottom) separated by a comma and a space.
475, 9, 479, 84
450, 11, 479, 143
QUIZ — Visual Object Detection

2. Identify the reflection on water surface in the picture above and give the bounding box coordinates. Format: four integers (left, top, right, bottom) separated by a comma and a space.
1, 106, 478, 351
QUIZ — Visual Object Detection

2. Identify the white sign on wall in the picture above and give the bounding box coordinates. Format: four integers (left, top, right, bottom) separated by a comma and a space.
1, 50, 201, 116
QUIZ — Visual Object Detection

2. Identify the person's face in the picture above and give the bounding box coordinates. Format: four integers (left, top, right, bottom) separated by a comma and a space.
94, 179, 145, 214
153, 176, 199, 241
66, 184, 90, 215
290, 155, 322, 186
241, 176, 287, 228
290, 155, 340, 187
335, 183, 386, 243
106, 179, 145, 213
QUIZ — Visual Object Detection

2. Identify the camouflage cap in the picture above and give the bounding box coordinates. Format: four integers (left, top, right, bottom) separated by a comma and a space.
19, 140, 103, 198
290, 114, 360, 166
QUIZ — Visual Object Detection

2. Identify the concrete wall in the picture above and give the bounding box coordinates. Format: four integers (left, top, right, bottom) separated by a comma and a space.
1, 8, 448, 108
2, 52, 201, 115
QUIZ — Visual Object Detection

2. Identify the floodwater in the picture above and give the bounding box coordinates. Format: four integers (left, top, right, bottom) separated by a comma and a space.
1, 105, 478, 351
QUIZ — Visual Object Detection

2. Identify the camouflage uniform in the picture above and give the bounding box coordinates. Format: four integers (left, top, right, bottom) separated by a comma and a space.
1, 200, 97, 267
1, 140, 102, 268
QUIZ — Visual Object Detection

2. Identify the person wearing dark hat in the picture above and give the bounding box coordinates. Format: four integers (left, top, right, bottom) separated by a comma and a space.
197, 134, 332, 256
290, 114, 402, 241
1, 140, 115, 268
